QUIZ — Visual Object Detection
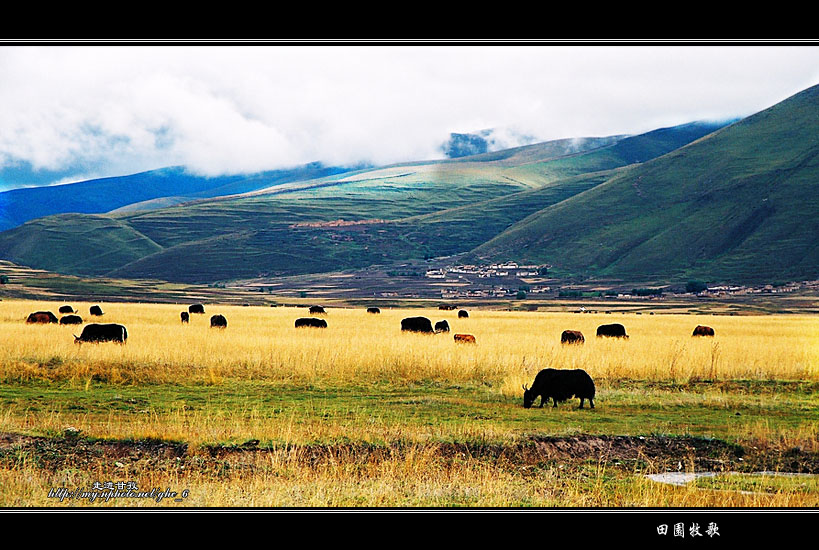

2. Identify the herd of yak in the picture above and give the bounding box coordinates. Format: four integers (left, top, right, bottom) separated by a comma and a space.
23, 302, 716, 410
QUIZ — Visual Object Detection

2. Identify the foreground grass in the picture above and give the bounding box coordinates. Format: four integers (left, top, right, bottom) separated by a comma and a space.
5, 458, 817, 508
1, 300, 817, 507
1, 379, 817, 447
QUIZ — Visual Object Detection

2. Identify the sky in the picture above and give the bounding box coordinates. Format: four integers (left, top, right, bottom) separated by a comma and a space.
1, 43, 818, 190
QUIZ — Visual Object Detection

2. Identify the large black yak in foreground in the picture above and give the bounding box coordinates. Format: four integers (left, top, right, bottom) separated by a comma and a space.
523, 368, 596, 409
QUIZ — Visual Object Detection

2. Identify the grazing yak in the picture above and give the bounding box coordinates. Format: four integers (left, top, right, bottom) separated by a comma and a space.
454, 333, 476, 344
401, 316, 434, 334
58, 305, 75, 314
561, 330, 585, 344
438, 304, 457, 311
59, 314, 83, 325
692, 325, 715, 337
210, 314, 227, 329
309, 305, 326, 315
458, 310, 469, 318
180, 311, 189, 323
434, 320, 450, 333
74, 323, 128, 344
188, 303, 205, 314
523, 368, 596, 409
89, 305, 104, 316
26, 311, 58, 324
366, 307, 381, 314
295, 317, 327, 329
596, 323, 628, 338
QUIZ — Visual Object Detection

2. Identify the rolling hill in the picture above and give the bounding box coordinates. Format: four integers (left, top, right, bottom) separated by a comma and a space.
0, 162, 356, 232
469, 84, 819, 283
0, 117, 734, 283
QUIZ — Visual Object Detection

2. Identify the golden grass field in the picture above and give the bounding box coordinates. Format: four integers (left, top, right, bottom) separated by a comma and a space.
1, 299, 818, 507
2, 299, 817, 386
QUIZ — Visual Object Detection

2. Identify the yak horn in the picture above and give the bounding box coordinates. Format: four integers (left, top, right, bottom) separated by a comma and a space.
522, 384, 529, 391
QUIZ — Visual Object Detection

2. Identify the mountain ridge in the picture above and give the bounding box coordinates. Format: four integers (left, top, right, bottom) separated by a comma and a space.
468, 84, 819, 283
0, 112, 771, 284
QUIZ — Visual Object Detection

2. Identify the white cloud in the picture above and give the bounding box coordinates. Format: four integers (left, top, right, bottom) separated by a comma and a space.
1, 44, 818, 182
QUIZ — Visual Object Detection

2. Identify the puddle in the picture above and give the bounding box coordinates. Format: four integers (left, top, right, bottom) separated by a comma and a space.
647, 471, 816, 490
647, 472, 719, 486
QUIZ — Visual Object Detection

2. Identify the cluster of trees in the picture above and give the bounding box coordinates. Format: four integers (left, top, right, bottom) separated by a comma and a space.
685, 280, 708, 293
631, 288, 664, 297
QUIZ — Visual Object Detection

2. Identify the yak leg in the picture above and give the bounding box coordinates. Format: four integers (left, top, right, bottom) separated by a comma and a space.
539, 396, 546, 408
589, 399, 595, 409
579, 398, 585, 409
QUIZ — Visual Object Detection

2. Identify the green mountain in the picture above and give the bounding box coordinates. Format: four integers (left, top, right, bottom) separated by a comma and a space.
0, 162, 356, 232
0, 119, 731, 283
470, 85, 819, 283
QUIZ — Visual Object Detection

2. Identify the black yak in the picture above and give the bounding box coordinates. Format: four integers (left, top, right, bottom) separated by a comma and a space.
188, 303, 205, 314
295, 317, 327, 328
89, 305, 104, 316
454, 333, 476, 344
74, 323, 127, 344
59, 314, 83, 325
210, 314, 227, 328
401, 316, 434, 333
366, 307, 381, 314
561, 330, 585, 344
58, 305, 74, 314
309, 305, 326, 315
458, 309, 469, 318
523, 368, 595, 409
181, 311, 189, 323
596, 323, 628, 338
438, 304, 457, 310
26, 311, 58, 324
434, 320, 450, 333
692, 325, 715, 337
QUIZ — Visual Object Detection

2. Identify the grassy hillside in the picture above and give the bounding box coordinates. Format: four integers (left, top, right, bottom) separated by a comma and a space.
0, 214, 162, 276
0, 121, 730, 283
0, 163, 354, 231
471, 85, 819, 283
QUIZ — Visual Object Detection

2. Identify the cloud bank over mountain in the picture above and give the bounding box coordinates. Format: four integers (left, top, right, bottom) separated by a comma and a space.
1, 45, 818, 188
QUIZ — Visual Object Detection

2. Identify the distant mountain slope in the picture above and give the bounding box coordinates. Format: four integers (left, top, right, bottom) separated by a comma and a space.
470, 85, 819, 283
0, 214, 162, 276
0, 120, 733, 283
0, 162, 354, 231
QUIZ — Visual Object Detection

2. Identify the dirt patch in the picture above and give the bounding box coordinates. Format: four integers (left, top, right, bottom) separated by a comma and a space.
0, 432, 187, 473
2, 432, 817, 475
527, 434, 745, 473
